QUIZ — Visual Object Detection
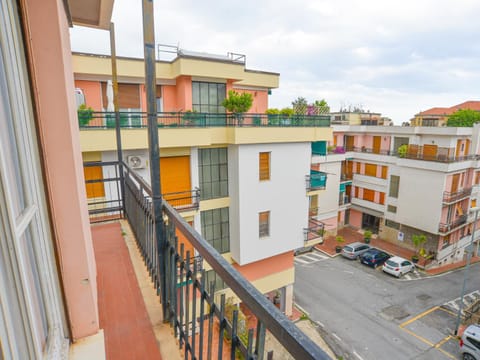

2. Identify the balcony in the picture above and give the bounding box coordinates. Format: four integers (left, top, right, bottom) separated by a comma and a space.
306, 171, 327, 191
88, 160, 330, 359
339, 195, 351, 207
438, 215, 468, 234
163, 188, 200, 212
442, 187, 472, 204
302, 218, 325, 248
80, 111, 331, 128
345, 146, 392, 155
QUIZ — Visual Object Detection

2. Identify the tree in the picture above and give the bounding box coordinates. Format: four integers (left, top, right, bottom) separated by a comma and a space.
292, 97, 308, 115
446, 109, 480, 127
314, 99, 330, 114
222, 90, 253, 113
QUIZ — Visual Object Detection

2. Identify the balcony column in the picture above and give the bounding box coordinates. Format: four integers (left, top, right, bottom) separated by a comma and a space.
282, 284, 294, 317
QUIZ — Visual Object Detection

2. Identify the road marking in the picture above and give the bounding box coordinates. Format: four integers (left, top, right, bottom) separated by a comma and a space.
353, 350, 365, 360
399, 306, 439, 328
438, 306, 457, 316
399, 307, 458, 359
400, 327, 435, 347
404, 274, 412, 280
332, 333, 342, 342
294, 257, 310, 264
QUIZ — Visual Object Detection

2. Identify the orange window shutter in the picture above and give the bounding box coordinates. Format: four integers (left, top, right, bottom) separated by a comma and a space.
365, 163, 376, 177
363, 189, 374, 202
382, 166, 388, 179
259, 152, 270, 180
84, 166, 105, 198
160, 156, 191, 196
356, 162, 361, 174
379, 192, 385, 205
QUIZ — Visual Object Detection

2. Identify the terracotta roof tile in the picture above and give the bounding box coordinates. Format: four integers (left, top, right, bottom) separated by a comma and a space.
417, 100, 480, 116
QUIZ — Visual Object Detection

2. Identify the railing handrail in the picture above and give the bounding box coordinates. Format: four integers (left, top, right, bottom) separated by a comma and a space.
120, 162, 330, 359
79, 111, 331, 129
162, 201, 328, 359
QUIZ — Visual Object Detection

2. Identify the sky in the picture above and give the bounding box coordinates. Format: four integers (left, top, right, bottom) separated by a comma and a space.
70, 0, 480, 124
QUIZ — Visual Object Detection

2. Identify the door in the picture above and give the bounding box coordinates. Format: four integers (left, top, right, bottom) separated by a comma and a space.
345, 136, 355, 151
373, 136, 381, 154
451, 174, 460, 193
422, 144, 438, 160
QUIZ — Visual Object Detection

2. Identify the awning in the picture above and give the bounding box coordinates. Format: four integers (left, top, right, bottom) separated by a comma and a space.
351, 204, 383, 218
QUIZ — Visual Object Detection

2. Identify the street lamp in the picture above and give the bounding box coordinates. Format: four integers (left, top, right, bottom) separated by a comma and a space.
454, 206, 479, 335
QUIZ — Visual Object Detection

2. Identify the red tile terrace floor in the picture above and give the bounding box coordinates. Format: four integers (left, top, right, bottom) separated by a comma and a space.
92, 222, 163, 360
316, 227, 480, 275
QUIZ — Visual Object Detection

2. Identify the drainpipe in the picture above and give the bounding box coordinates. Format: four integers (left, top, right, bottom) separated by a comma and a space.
142, 0, 167, 315
110, 22, 125, 213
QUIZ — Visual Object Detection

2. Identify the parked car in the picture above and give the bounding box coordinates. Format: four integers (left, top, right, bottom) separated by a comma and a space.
359, 248, 390, 268
341, 242, 370, 260
382, 256, 415, 277
460, 324, 480, 360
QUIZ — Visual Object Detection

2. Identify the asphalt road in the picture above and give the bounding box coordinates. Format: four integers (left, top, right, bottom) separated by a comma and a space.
294, 252, 480, 360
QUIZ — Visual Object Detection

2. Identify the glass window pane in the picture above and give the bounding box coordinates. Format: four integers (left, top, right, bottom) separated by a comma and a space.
0, 50, 26, 216
200, 83, 209, 104
209, 84, 217, 104
192, 82, 200, 104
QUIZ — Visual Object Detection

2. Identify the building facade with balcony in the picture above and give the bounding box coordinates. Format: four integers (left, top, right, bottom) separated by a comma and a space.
74, 52, 332, 316
321, 124, 480, 268
410, 100, 480, 127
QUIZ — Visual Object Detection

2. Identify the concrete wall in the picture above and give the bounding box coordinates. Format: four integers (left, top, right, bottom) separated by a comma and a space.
229, 143, 310, 265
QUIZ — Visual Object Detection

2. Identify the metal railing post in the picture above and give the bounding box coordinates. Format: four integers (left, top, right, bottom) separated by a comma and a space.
142, 0, 168, 316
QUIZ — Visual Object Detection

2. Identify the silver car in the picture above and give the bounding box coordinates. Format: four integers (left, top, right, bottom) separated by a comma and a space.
341, 242, 370, 259
460, 324, 480, 360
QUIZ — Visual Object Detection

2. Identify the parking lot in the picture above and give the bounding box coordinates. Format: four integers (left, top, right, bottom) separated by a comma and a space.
294, 252, 480, 359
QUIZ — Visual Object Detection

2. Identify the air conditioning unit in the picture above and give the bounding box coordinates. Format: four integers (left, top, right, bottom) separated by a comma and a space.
127, 155, 146, 169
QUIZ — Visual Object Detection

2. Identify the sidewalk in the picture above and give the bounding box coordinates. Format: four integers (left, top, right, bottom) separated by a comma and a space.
315, 227, 480, 276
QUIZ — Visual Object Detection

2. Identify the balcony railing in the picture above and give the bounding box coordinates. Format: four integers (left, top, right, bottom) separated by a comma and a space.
306, 171, 327, 191
442, 187, 472, 204
79, 111, 331, 129
345, 146, 392, 155
339, 195, 351, 206
89, 160, 330, 359
303, 218, 325, 243
163, 188, 200, 212
438, 215, 468, 234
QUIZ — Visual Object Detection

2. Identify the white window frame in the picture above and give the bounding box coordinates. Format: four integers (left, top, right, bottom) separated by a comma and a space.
0, 0, 68, 358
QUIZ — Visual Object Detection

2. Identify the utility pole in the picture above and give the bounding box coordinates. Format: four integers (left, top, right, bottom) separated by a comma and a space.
454, 207, 479, 335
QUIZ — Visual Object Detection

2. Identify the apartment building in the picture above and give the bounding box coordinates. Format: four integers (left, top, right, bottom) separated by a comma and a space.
74, 52, 332, 315
330, 110, 393, 126
0, 0, 114, 358
313, 124, 480, 268
411, 100, 480, 127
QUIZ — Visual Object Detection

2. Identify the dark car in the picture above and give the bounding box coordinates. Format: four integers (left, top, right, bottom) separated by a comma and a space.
360, 248, 390, 268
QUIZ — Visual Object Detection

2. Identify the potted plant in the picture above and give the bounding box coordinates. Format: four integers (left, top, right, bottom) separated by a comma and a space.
77, 104, 94, 127
335, 235, 345, 253
411, 234, 427, 263
364, 230, 372, 244
222, 90, 253, 125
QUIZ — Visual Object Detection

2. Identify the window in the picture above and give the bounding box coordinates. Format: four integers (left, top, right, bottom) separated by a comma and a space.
259, 211, 270, 237
192, 81, 226, 114
84, 165, 105, 198
389, 175, 400, 198
379, 192, 385, 205
199, 148, 228, 200
203, 270, 226, 291
387, 205, 397, 213
259, 152, 270, 180
365, 163, 376, 177
381, 166, 388, 179
385, 219, 400, 230
0, 7, 67, 358
363, 189, 375, 202
201, 208, 230, 253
